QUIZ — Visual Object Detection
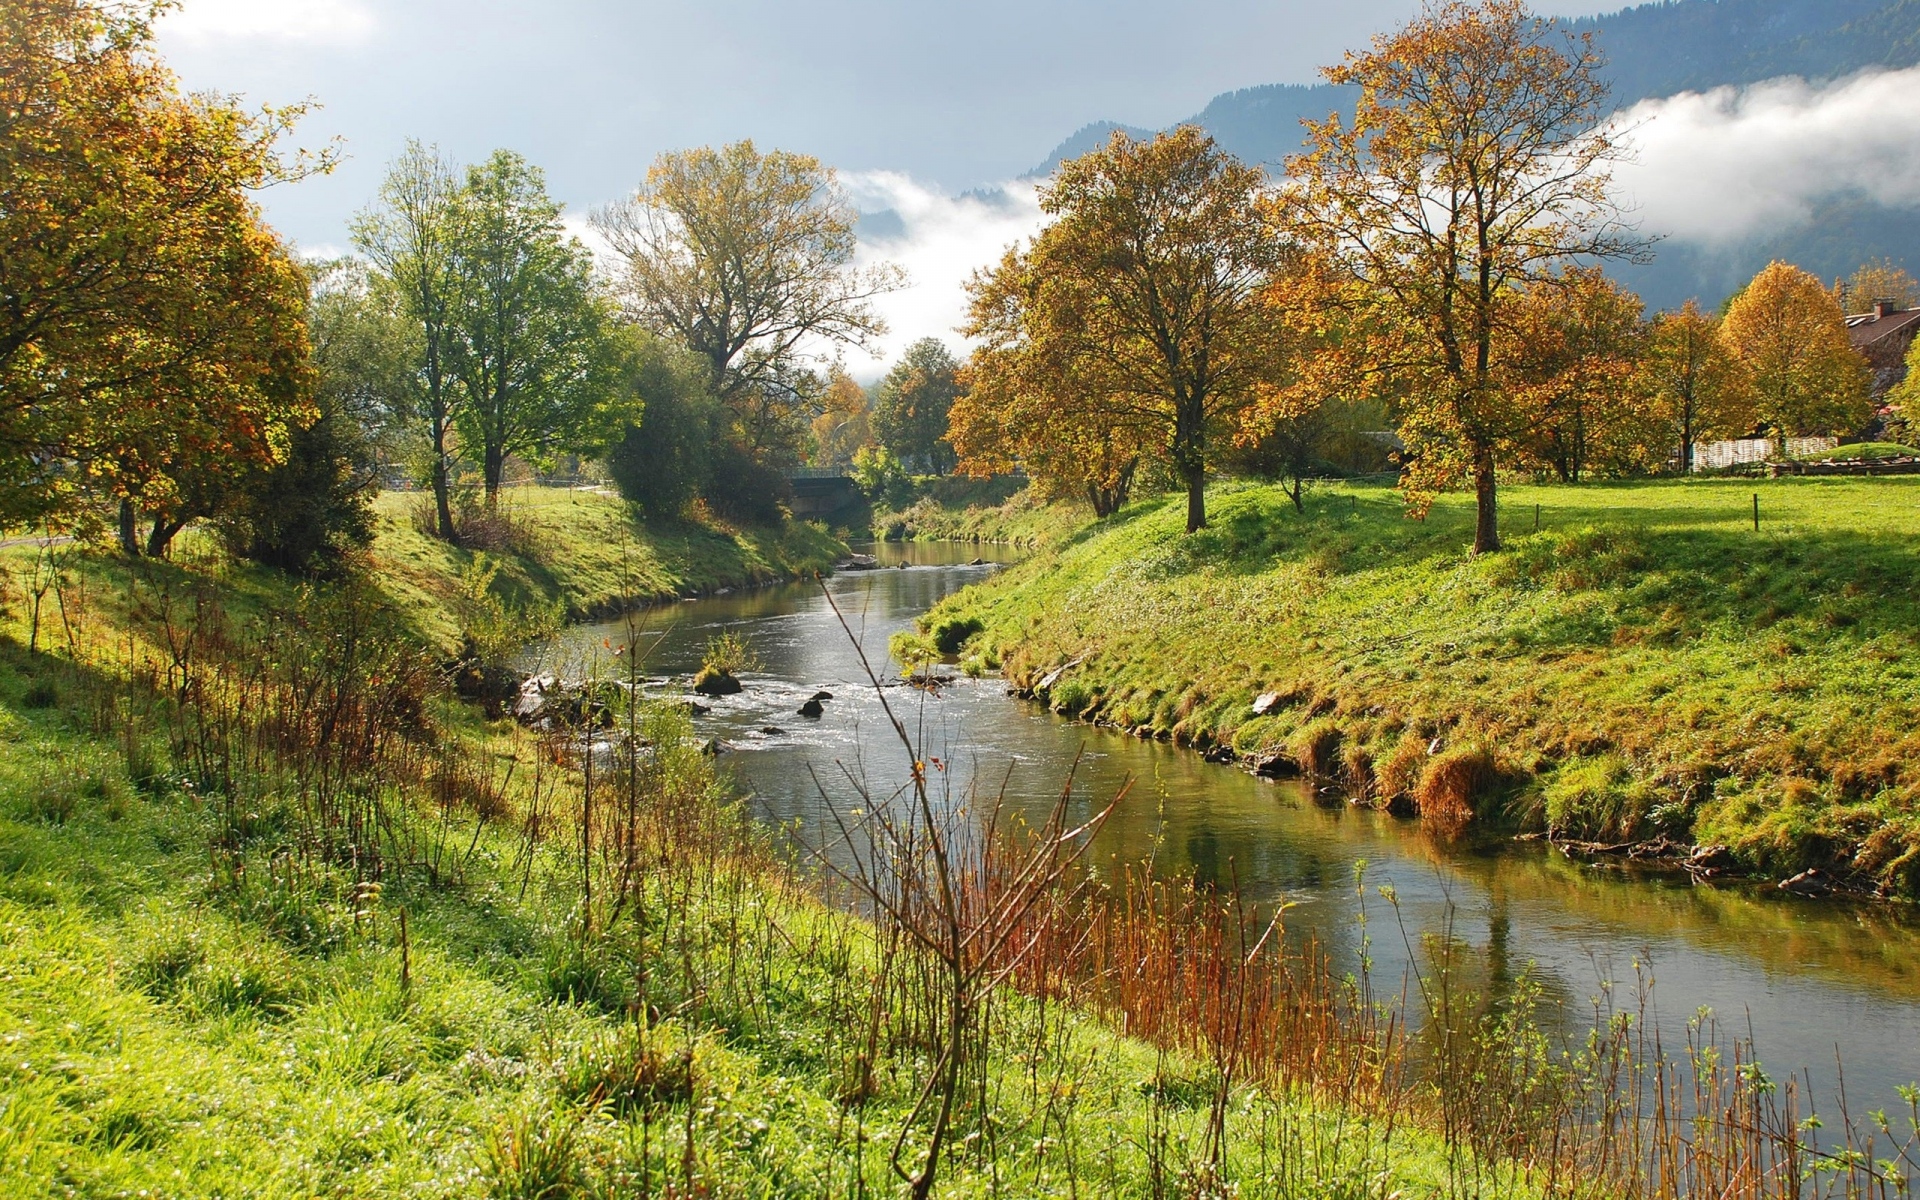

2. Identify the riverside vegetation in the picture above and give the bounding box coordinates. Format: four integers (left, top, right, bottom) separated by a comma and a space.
912, 474, 1920, 901
3, 491, 1920, 1199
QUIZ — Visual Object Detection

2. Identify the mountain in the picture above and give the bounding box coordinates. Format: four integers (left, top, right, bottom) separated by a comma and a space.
1026, 0, 1920, 309
1035, 0, 1914, 175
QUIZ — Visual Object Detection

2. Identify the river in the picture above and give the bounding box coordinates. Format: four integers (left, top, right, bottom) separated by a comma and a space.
535, 539, 1920, 1114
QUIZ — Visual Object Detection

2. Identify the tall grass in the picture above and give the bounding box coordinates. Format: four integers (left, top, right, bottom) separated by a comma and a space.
5, 541, 1918, 1198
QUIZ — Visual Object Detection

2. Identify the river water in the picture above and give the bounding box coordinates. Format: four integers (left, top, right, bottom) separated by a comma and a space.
537, 540, 1920, 1113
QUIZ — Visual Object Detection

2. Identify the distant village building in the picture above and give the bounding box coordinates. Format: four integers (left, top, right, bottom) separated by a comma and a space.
1846, 299, 1920, 398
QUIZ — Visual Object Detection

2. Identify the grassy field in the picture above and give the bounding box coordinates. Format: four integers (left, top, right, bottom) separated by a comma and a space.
921, 475, 1920, 897
0, 501, 1577, 1199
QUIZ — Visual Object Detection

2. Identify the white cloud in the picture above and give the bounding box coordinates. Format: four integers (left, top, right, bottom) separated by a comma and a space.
159, 0, 377, 46
1611, 67, 1920, 246
845, 173, 1046, 372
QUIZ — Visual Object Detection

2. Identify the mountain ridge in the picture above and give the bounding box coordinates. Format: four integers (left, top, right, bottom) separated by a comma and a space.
1024, 0, 1920, 310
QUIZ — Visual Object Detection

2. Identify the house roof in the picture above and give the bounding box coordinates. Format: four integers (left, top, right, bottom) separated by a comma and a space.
1846, 306, 1920, 350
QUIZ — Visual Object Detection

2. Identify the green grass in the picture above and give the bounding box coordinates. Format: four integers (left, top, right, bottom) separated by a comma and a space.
371, 487, 847, 650
873, 483, 1083, 546
1798, 442, 1920, 462
0, 509, 1530, 1199
923, 475, 1920, 896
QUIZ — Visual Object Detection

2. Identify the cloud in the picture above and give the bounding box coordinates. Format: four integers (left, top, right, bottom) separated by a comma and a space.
843, 173, 1046, 372
159, 0, 377, 46
1611, 67, 1920, 246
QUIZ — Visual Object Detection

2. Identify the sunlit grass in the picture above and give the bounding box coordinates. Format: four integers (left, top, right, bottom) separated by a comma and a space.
928, 475, 1920, 894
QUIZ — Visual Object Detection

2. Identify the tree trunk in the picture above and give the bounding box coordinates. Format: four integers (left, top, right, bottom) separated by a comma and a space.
1184, 464, 1207, 533
484, 443, 504, 509
118, 498, 140, 557
431, 444, 456, 543
1472, 445, 1500, 554
146, 517, 186, 558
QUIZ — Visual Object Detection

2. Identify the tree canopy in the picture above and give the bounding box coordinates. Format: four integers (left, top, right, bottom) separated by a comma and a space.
0, 0, 321, 546
956, 128, 1287, 532
1721, 262, 1872, 455
873, 339, 962, 474
1285, 0, 1646, 552
593, 141, 903, 470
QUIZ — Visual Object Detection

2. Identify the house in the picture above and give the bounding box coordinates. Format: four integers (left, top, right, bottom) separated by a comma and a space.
1845, 299, 1920, 398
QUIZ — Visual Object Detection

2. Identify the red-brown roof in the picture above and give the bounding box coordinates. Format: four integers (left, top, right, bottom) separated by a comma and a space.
1847, 306, 1920, 350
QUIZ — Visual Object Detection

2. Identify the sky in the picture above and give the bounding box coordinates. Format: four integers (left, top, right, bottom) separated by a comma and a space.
157, 0, 1920, 370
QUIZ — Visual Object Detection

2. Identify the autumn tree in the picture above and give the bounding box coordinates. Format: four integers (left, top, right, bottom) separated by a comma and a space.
811, 367, 875, 471
1721, 262, 1872, 456
951, 336, 1155, 518
874, 339, 961, 473
1642, 300, 1752, 472
0, 0, 321, 543
1511, 268, 1656, 482
444, 151, 616, 505
354, 143, 463, 539
592, 142, 903, 472
959, 128, 1287, 532
1842, 258, 1920, 312
1286, 0, 1646, 552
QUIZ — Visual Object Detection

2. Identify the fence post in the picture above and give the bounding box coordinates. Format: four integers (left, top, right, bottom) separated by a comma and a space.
1753, 494, 1760, 533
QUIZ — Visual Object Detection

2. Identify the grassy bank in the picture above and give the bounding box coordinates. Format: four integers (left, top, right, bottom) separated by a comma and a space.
0, 507, 1593, 1199
872, 481, 1080, 546
921, 476, 1920, 898
371, 486, 847, 651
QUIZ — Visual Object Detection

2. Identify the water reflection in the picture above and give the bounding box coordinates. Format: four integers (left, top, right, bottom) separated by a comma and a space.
537, 541, 1920, 1110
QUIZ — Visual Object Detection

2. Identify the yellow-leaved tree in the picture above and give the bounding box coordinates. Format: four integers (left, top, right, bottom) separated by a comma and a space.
954, 128, 1289, 532
1285, 0, 1648, 552
1642, 301, 1752, 472
1721, 262, 1871, 457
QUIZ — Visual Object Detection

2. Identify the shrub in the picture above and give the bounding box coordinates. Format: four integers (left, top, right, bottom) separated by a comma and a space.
929, 615, 984, 656
20, 679, 58, 709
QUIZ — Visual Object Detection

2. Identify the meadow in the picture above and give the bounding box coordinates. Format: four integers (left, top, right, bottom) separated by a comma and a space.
916, 475, 1920, 897
4, 485, 1918, 1198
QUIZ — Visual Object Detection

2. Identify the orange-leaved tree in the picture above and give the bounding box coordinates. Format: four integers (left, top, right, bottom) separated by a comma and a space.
956, 128, 1288, 532
1284, 0, 1648, 552
1510, 267, 1656, 482
0, 0, 322, 547
1721, 262, 1871, 457
1642, 300, 1752, 472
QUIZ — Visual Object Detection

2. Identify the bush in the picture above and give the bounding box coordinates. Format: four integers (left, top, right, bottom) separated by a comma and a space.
703, 440, 791, 525
220, 405, 378, 576
929, 616, 984, 656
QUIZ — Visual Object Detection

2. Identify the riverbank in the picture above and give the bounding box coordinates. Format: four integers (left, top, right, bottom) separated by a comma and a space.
0, 503, 1556, 1197
369, 486, 848, 651
920, 476, 1920, 899
872, 480, 1074, 546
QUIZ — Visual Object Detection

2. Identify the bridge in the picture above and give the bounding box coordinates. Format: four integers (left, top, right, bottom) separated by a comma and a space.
787, 469, 862, 519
